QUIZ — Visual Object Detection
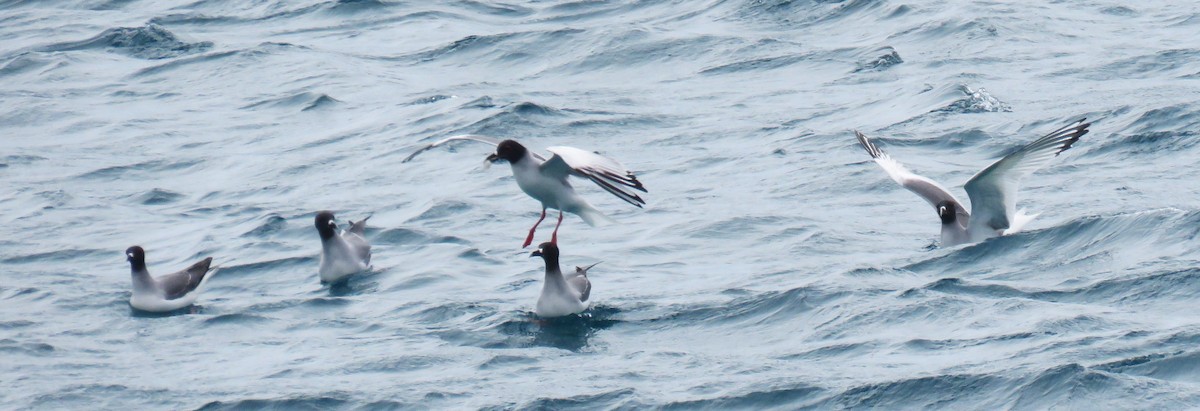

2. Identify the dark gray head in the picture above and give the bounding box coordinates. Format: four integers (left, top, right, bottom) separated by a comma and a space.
530, 241, 560, 267
936, 201, 957, 224
125, 246, 146, 271
486, 140, 527, 164
315, 211, 337, 239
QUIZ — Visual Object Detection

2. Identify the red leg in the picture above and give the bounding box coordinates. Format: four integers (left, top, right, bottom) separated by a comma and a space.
523, 208, 547, 248
550, 210, 564, 244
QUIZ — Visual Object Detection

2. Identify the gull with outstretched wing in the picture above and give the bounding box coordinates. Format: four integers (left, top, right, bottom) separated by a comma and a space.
404, 135, 647, 247
854, 118, 1090, 246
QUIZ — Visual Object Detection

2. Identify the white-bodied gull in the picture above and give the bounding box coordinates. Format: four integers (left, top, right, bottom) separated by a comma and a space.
530, 242, 597, 318
126, 246, 216, 312
403, 135, 647, 247
854, 118, 1091, 246
315, 211, 371, 283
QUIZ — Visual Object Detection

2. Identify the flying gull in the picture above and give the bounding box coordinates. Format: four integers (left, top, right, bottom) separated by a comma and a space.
404, 135, 647, 247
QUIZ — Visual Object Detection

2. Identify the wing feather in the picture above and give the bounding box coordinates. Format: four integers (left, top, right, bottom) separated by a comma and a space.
964, 119, 1090, 231
854, 131, 968, 216
160, 257, 213, 300
402, 134, 545, 162
541, 146, 647, 207
567, 263, 596, 303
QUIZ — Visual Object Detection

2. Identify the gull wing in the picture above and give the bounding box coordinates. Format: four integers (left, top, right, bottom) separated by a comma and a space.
402, 134, 546, 163
964, 119, 1090, 231
855, 131, 968, 217
159, 257, 213, 300
345, 217, 372, 265
567, 262, 598, 302
541, 146, 647, 208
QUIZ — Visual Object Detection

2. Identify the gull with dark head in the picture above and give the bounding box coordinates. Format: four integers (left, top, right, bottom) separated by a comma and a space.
854, 118, 1091, 246
125, 246, 216, 312
315, 210, 371, 283
530, 242, 596, 318
404, 135, 647, 247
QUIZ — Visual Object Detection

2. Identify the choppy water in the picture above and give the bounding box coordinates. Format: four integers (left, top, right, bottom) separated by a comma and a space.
3, 0, 1200, 409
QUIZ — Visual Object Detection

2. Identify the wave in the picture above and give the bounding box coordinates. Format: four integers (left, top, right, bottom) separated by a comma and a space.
0, 338, 55, 356
902, 209, 1200, 278
2, 248, 110, 264
129, 188, 185, 205
854, 46, 904, 72
37, 24, 212, 60
824, 373, 1006, 409
503, 388, 636, 410
216, 256, 314, 278
662, 385, 823, 410
648, 286, 846, 328
76, 159, 203, 180
241, 92, 340, 112
934, 84, 1011, 114
1085, 48, 1200, 80
196, 396, 413, 411
730, 0, 888, 28
239, 214, 288, 238
201, 313, 276, 327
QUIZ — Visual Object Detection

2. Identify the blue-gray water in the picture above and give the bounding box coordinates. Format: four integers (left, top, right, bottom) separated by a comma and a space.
3, 0, 1199, 409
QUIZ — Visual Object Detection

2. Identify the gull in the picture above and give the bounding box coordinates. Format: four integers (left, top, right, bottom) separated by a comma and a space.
854, 118, 1091, 246
530, 242, 597, 318
315, 211, 371, 283
126, 246, 216, 312
403, 135, 647, 247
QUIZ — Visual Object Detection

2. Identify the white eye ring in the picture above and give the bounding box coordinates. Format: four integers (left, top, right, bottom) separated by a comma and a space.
127, 253, 134, 258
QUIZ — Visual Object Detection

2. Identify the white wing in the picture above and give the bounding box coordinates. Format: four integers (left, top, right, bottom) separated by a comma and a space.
541, 146, 647, 207
402, 134, 546, 163
855, 131, 969, 217
964, 119, 1090, 232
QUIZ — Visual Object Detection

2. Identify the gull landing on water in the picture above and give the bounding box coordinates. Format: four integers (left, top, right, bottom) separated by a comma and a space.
126, 246, 216, 312
403, 135, 647, 247
855, 118, 1091, 247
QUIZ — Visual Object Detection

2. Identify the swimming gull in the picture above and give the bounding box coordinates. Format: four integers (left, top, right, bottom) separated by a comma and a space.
530, 242, 595, 318
315, 210, 371, 283
126, 246, 215, 312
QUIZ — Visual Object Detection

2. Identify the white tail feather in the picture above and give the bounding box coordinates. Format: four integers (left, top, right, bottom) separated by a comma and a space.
576, 206, 616, 227
1003, 209, 1040, 235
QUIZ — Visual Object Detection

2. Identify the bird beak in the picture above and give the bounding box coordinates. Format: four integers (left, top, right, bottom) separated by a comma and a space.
485, 153, 500, 163
530, 250, 543, 258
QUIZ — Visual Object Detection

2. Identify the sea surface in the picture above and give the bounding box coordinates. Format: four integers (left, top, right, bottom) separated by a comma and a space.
2, 0, 1200, 409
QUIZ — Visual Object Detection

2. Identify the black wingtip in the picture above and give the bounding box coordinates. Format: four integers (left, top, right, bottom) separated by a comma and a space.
625, 174, 648, 193
854, 130, 884, 159
1054, 119, 1091, 156
588, 174, 646, 208
192, 257, 214, 273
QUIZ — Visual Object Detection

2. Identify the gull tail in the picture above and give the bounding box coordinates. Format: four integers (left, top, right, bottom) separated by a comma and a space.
576, 206, 616, 227
575, 262, 601, 276
195, 265, 220, 294
348, 215, 371, 236
1003, 209, 1040, 235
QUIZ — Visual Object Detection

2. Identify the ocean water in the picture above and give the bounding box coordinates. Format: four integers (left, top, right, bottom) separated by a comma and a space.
3, 0, 1200, 409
